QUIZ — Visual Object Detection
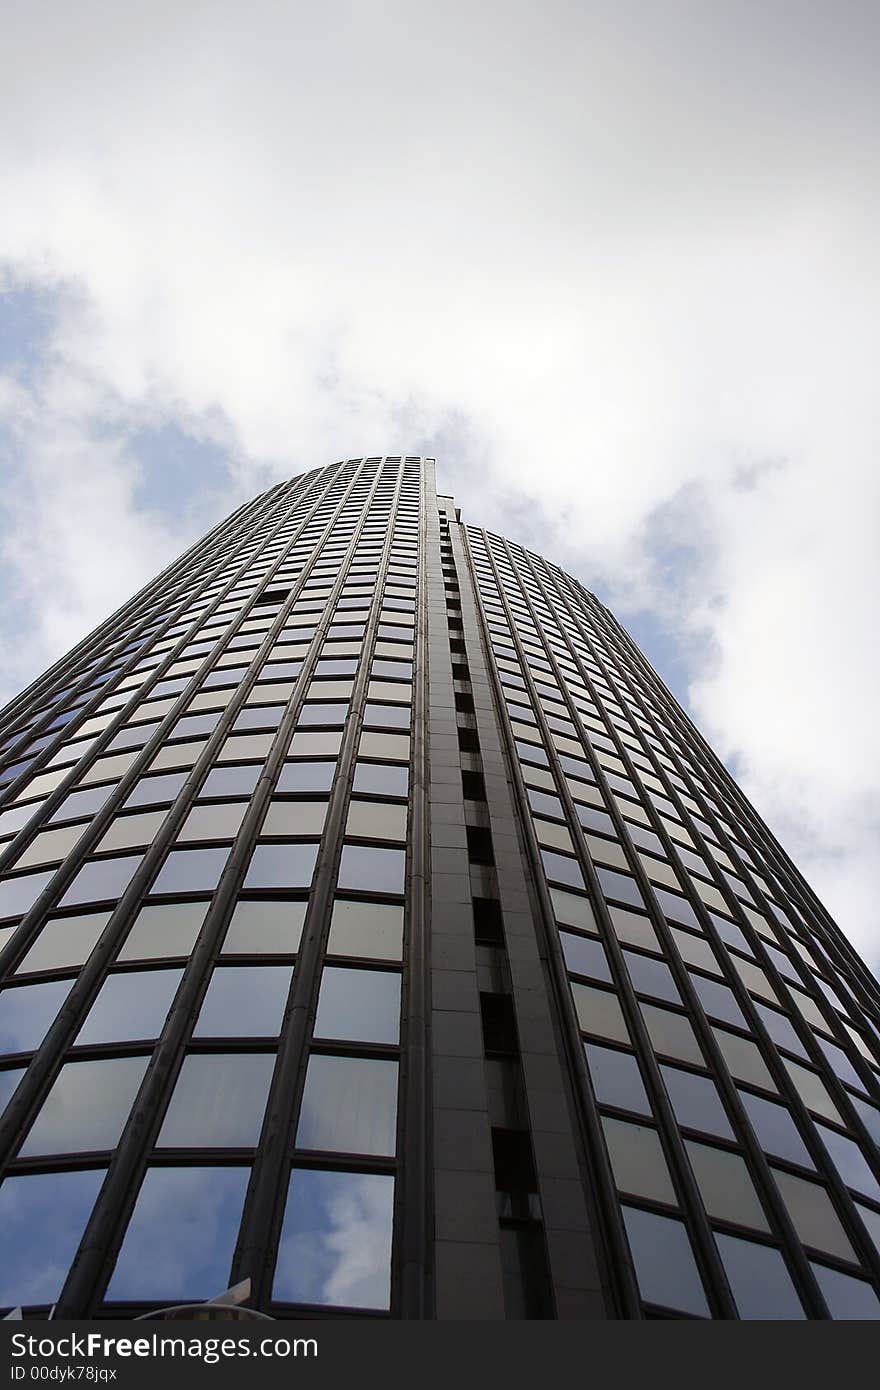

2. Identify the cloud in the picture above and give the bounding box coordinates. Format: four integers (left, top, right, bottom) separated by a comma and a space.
0, 0, 877, 962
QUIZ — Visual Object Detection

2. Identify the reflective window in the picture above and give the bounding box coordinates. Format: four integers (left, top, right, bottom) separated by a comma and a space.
106, 1166, 250, 1301
20, 1056, 149, 1156
243, 843, 319, 891
0, 978, 73, 1053
622, 1205, 709, 1316
711, 1028, 776, 1090
222, 900, 307, 955
584, 1043, 651, 1115
0, 1067, 24, 1113
810, 1262, 880, 1320
296, 1054, 398, 1156
0, 1169, 105, 1306
118, 902, 207, 962
178, 803, 247, 842
571, 983, 629, 1044
608, 907, 662, 954
276, 761, 336, 794
816, 1124, 880, 1202
352, 763, 408, 798
715, 1233, 805, 1319
603, 1118, 676, 1203
15, 911, 111, 975
561, 932, 611, 982
151, 848, 229, 895
338, 845, 405, 896
200, 764, 262, 798
772, 1170, 855, 1261
76, 969, 183, 1045
346, 801, 407, 842
0, 870, 56, 921
260, 801, 328, 837
124, 772, 187, 809
314, 968, 400, 1044
15, 823, 88, 869
273, 1168, 394, 1309
738, 1091, 814, 1167
326, 900, 404, 961
685, 1140, 769, 1230
641, 1003, 703, 1066
660, 1066, 735, 1140
193, 964, 294, 1037
98, 811, 168, 853
158, 1053, 275, 1146
624, 952, 681, 1004
596, 868, 644, 909
549, 888, 597, 934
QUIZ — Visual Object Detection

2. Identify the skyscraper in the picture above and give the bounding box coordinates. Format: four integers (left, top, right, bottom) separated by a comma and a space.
0, 456, 878, 1321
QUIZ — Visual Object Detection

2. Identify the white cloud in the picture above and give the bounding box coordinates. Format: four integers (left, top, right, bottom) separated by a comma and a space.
0, 0, 877, 962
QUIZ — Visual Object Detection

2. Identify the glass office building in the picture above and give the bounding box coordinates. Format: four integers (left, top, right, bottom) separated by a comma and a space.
0, 456, 878, 1320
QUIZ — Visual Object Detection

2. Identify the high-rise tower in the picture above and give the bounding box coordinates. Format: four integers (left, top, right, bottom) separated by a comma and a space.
0, 458, 878, 1320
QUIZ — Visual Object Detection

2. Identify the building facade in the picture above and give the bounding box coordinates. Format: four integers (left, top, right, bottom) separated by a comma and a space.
0, 456, 878, 1321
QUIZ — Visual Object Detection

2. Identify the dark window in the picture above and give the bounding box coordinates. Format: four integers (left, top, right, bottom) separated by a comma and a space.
480, 993, 518, 1055
492, 1129, 537, 1193
457, 727, 480, 753
472, 896, 504, 945
466, 826, 494, 865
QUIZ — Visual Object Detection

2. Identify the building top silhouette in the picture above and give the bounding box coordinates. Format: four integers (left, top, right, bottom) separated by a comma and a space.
0, 457, 878, 1320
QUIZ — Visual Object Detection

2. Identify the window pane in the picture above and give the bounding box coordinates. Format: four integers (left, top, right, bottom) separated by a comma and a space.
124, 772, 187, 809
276, 761, 336, 794
816, 1124, 880, 1202
690, 975, 747, 1028
549, 888, 597, 934
738, 1091, 813, 1167
685, 1140, 769, 1230
58, 855, 143, 909
772, 1170, 855, 1261
327, 899, 404, 960
243, 843, 319, 890
641, 1003, 703, 1065
296, 1054, 398, 1156
0, 979, 72, 1053
177, 803, 247, 842
584, 1043, 651, 1115
20, 1056, 149, 1156
603, 1117, 676, 1203
273, 1169, 394, 1310
314, 968, 400, 1044
222, 900, 307, 955
158, 1053, 275, 1146
345, 801, 407, 842
622, 1205, 709, 1316
711, 1028, 775, 1090
572, 983, 629, 1044
338, 845, 405, 895
193, 964, 293, 1037
715, 1233, 805, 1319
660, 1066, 735, 1140
15, 912, 111, 975
97, 811, 168, 853
810, 1262, 880, 1320
0, 1169, 105, 1306
117, 902, 207, 962
106, 1167, 250, 1301
352, 763, 408, 798
76, 969, 183, 1045
151, 847, 229, 895
624, 952, 682, 1004
260, 801, 328, 837
200, 764, 262, 798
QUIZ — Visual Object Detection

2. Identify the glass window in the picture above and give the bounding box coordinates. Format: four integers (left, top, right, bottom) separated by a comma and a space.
690, 975, 747, 1029
352, 763, 408, 798
603, 1117, 676, 1203
715, 1233, 805, 1319
76, 969, 183, 1046
0, 1169, 105, 1306
298, 704, 350, 727
243, 843, 319, 891
346, 801, 407, 843
118, 902, 207, 962
753, 1001, 809, 1060
541, 850, 585, 890
158, 1052, 275, 1146
738, 1090, 813, 1167
233, 704, 286, 732
14, 823, 88, 869
622, 1205, 709, 1317
58, 854, 144, 909
0, 978, 73, 1053
124, 772, 187, 809
20, 1056, 149, 1156
685, 1140, 769, 1231
200, 764, 262, 798
221, 900, 307, 955
178, 803, 247, 842
15, 911, 111, 975
273, 1168, 394, 1310
289, 731, 343, 757
0, 870, 55, 921
571, 983, 630, 1044
641, 1003, 703, 1066
712, 1028, 776, 1091
193, 964, 294, 1037
816, 1124, 880, 1203
106, 1166, 250, 1301
151, 847, 229, 895
260, 801, 328, 837
660, 1066, 735, 1140
625, 952, 681, 1004
810, 1262, 880, 1320
276, 761, 336, 794
296, 1054, 398, 1156
596, 868, 644, 909
608, 906, 662, 954
314, 968, 400, 1044
549, 887, 597, 934
772, 1170, 855, 1261
327, 899, 404, 960
584, 1043, 651, 1115
97, 811, 169, 853
561, 932, 611, 982
338, 845, 405, 896
782, 1059, 842, 1124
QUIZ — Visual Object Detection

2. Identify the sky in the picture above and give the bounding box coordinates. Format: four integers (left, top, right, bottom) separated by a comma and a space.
0, 1, 877, 966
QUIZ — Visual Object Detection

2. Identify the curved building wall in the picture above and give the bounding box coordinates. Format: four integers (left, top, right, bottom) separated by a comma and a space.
0, 457, 877, 1320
